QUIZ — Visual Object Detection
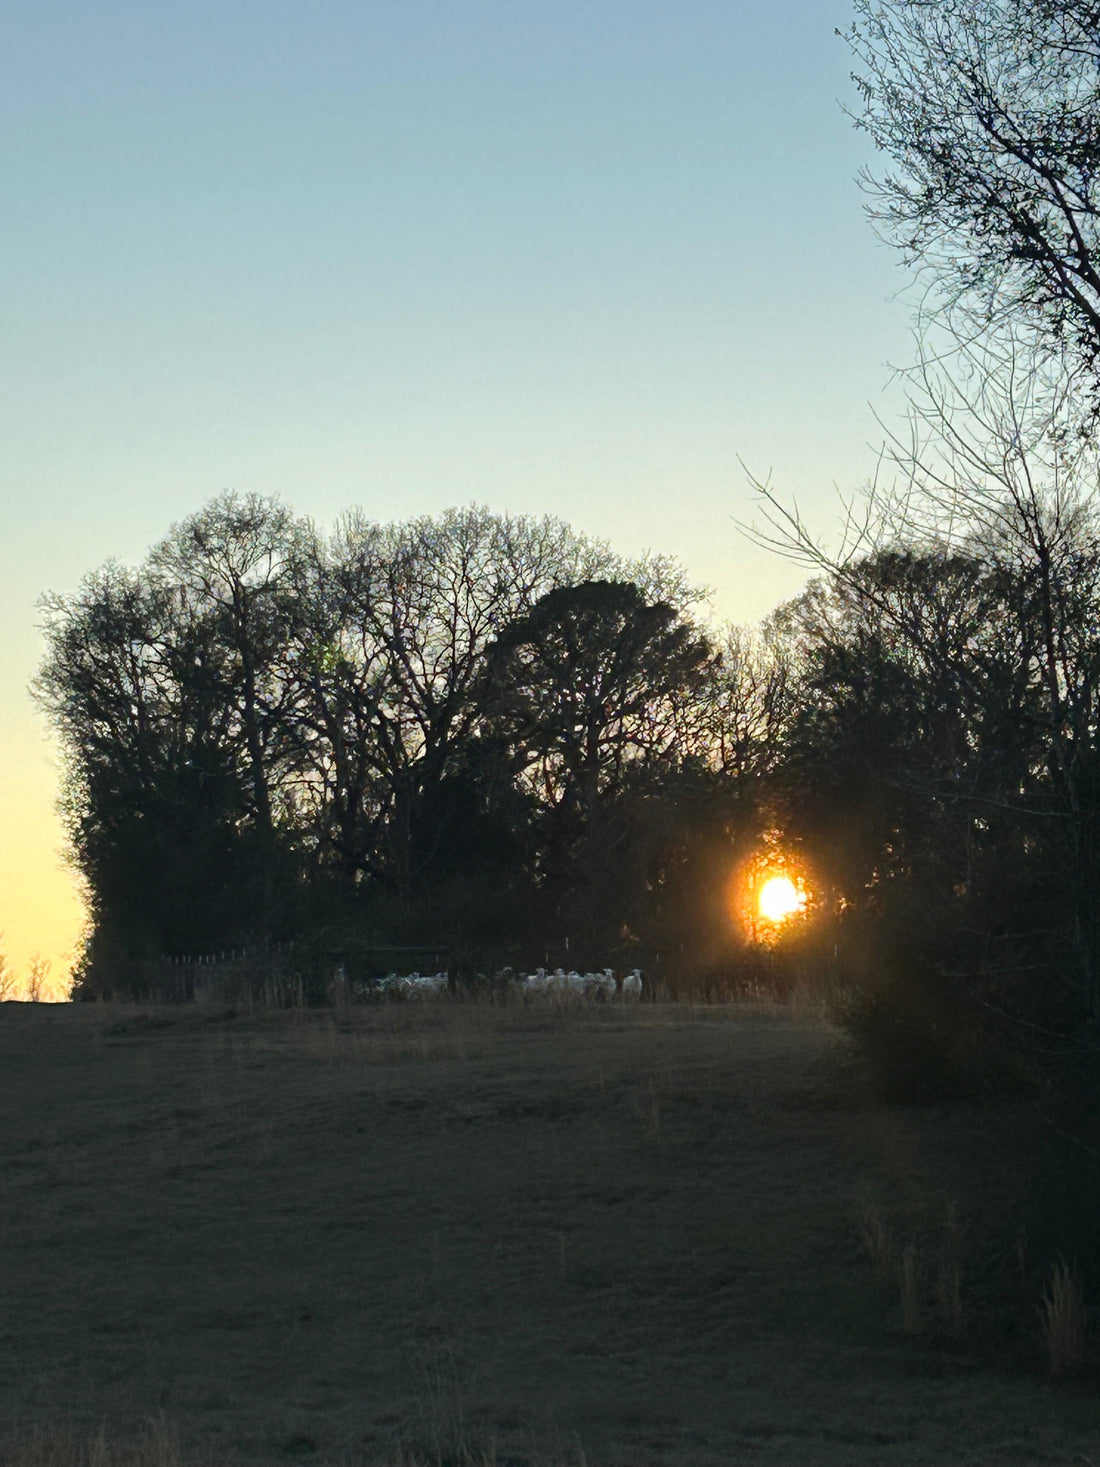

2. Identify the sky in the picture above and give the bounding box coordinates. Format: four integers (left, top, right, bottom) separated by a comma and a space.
0, 0, 916, 990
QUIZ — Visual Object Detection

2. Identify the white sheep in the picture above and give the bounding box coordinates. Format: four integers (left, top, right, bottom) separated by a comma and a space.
518, 966, 631, 1000
374, 970, 449, 996
399, 970, 448, 995
620, 970, 643, 999
584, 969, 617, 999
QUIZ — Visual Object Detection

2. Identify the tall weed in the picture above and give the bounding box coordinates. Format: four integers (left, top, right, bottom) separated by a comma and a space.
1039, 1260, 1088, 1378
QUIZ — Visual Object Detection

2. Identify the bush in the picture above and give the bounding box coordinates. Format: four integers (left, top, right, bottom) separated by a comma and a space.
829, 939, 1034, 1103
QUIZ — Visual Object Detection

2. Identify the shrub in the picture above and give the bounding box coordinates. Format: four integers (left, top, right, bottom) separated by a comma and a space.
1039, 1261, 1088, 1378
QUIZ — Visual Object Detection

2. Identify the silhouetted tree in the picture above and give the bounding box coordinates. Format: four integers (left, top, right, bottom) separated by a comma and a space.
26, 955, 50, 1003
481, 580, 715, 954
485, 580, 713, 824
705, 624, 795, 782
284, 507, 630, 905
762, 532, 1100, 1094
846, 0, 1100, 393
149, 492, 311, 844
40, 500, 734, 987
0, 942, 16, 1002
36, 562, 274, 967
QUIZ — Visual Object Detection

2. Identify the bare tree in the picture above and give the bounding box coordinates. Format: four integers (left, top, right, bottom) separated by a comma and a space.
745, 322, 1100, 1016
705, 624, 796, 782
26, 954, 50, 1003
0, 940, 19, 1001
150, 492, 312, 839
296, 505, 699, 901
845, 0, 1100, 398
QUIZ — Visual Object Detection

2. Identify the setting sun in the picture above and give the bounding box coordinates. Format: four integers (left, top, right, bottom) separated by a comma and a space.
758, 875, 806, 925
729, 846, 814, 943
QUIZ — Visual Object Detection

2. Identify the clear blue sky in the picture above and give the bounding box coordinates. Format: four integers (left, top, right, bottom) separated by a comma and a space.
0, 0, 915, 982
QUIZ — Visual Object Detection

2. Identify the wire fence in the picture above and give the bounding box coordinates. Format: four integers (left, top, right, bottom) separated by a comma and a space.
117, 942, 452, 1006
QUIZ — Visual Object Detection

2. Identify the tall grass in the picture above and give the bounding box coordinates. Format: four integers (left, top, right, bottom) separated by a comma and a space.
857, 1195, 968, 1343
1039, 1260, 1088, 1378
856, 1190, 892, 1279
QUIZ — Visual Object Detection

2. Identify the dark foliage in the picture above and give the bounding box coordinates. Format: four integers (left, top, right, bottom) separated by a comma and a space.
38, 497, 1100, 1200
39, 499, 764, 995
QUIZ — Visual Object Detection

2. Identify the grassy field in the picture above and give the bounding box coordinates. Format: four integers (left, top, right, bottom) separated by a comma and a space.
0, 996, 1097, 1466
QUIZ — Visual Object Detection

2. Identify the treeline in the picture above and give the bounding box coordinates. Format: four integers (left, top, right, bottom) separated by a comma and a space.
38, 490, 1100, 1101
774, 538, 1100, 1099
36, 498, 786, 995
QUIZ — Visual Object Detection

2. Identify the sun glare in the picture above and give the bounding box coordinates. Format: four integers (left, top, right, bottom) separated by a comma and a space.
758, 875, 806, 925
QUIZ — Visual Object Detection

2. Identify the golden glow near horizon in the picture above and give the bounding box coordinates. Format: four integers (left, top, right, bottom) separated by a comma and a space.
757, 874, 807, 926
0, 749, 84, 1000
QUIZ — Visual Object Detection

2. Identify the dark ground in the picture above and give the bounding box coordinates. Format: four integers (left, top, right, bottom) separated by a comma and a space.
1, 997, 1097, 1465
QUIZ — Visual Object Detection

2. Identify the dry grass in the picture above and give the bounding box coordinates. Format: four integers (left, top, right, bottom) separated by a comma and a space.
861, 1196, 968, 1346
0, 998, 1098, 1465
898, 1241, 922, 1336
856, 1189, 893, 1279
0, 1418, 180, 1467
0, 1419, 511, 1467
1039, 1260, 1088, 1379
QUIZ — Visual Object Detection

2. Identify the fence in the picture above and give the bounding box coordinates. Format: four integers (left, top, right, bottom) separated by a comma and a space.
136, 943, 452, 1005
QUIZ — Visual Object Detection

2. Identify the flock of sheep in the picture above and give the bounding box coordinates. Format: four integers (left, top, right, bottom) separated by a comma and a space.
363, 967, 644, 1000
517, 967, 643, 999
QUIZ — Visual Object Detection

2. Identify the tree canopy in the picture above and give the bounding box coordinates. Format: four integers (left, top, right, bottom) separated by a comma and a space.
37, 498, 762, 993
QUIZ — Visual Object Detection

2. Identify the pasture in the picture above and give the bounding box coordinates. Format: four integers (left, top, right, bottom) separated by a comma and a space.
0, 997, 1096, 1465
